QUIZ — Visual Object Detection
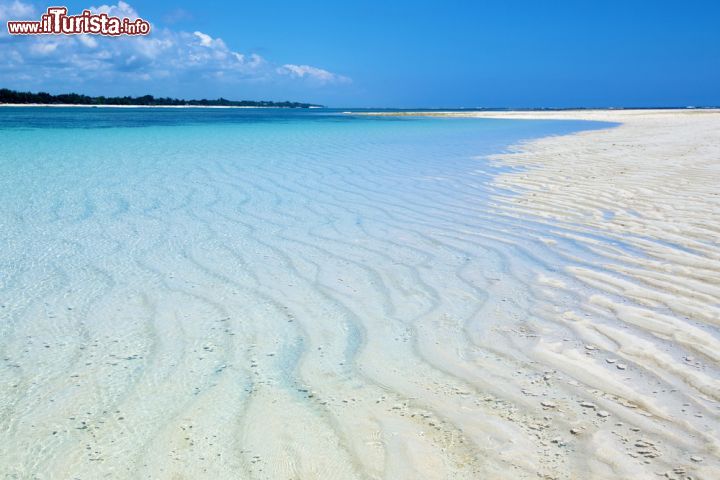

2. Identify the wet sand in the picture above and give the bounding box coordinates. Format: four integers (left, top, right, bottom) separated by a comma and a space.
362, 109, 720, 479
2, 109, 719, 479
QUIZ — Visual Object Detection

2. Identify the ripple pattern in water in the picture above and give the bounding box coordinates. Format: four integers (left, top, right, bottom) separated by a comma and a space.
0, 108, 611, 479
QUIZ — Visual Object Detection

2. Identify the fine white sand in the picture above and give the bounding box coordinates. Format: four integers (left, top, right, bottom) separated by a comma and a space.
2, 109, 718, 480
361, 109, 720, 479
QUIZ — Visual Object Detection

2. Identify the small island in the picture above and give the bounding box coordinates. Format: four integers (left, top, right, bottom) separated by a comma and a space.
0, 88, 322, 108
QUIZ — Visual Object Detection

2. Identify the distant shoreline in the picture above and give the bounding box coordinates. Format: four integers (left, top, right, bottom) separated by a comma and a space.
0, 88, 322, 109
345, 107, 720, 116
0, 103, 319, 109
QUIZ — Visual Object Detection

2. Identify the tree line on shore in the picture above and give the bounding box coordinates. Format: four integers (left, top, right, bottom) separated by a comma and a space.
0, 88, 321, 108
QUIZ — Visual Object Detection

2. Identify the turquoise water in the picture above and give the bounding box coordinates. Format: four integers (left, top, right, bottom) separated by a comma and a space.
0, 108, 610, 478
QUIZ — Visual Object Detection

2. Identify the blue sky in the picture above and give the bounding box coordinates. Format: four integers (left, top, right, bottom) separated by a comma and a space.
1, 0, 718, 107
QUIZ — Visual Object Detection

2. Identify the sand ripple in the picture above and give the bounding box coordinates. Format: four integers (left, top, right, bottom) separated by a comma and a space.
1, 111, 718, 479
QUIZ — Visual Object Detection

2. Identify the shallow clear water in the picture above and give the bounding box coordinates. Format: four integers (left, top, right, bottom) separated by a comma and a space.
0, 107, 610, 478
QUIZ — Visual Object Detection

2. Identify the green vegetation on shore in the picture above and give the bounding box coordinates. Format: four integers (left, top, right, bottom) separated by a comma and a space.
0, 88, 322, 108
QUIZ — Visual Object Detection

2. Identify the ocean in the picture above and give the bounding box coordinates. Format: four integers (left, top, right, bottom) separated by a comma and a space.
0, 107, 609, 478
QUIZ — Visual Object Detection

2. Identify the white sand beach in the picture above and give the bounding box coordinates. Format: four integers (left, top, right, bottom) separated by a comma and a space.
2, 109, 719, 480
360, 109, 720, 479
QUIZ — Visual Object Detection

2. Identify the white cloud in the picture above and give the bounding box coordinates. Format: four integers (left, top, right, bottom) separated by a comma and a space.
29, 40, 58, 55
193, 31, 213, 47
90, 1, 139, 19
77, 35, 99, 49
278, 64, 351, 84
0, 0, 34, 37
0, 0, 33, 21
0, 1, 350, 92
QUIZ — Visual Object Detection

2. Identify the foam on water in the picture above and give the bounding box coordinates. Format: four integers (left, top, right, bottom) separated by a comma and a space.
1, 108, 613, 479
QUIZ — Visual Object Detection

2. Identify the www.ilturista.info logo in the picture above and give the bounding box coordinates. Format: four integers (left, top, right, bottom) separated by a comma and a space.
7, 6, 150, 36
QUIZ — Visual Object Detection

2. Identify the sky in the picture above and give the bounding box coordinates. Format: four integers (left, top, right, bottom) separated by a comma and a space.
0, 0, 718, 107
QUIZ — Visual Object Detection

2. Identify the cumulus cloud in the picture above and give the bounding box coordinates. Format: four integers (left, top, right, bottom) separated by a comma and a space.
91, 1, 139, 18
0, 1, 349, 92
0, 0, 33, 20
0, 0, 34, 36
277, 64, 351, 84
193, 31, 214, 47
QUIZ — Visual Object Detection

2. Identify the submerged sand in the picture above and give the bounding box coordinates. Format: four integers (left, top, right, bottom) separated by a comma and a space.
2, 109, 719, 480
370, 109, 720, 479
